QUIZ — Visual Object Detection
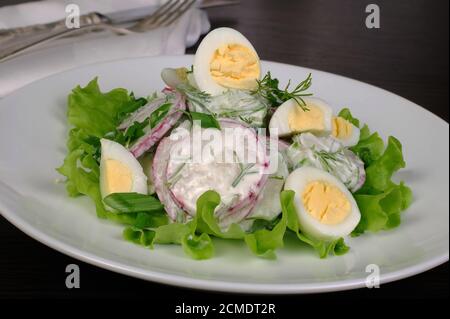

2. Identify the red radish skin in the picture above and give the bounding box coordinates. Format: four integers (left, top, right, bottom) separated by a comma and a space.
130, 92, 186, 158
152, 136, 186, 221
118, 97, 166, 130
166, 119, 270, 225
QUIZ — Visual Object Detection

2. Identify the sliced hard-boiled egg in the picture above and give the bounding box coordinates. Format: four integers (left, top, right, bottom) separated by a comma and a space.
269, 97, 333, 138
284, 167, 361, 240
99, 139, 148, 200
331, 116, 360, 147
194, 27, 261, 95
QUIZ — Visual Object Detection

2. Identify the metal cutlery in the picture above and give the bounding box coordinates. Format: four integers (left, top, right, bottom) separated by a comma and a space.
0, 0, 239, 62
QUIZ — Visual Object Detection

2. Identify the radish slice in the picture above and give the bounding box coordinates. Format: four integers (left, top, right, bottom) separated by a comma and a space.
129, 92, 186, 158
118, 97, 165, 130
162, 119, 269, 225
243, 137, 290, 221
247, 152, 289, 221
152, 136, 187, 222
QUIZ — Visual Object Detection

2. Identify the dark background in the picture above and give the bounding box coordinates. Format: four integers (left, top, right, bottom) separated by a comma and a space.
1, 0, 448, 303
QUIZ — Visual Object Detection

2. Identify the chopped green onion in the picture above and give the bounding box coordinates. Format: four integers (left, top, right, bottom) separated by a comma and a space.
104, 193, 164, 213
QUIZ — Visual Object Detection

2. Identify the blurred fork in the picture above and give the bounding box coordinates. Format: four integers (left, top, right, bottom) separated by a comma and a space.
0, 0, 196, 62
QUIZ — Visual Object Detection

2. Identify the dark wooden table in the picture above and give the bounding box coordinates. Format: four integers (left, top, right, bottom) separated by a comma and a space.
1, 0, 448, 303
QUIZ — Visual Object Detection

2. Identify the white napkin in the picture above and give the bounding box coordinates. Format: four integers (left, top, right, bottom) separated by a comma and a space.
0, 0, 210, 97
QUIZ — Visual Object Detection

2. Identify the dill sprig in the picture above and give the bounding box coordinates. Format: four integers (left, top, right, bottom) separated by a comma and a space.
177, 83, 215, 114
315, 150, 338, 172
231, 151, 260, 187
253, 72, 313, 111
232, 163, 258, 188
166, 162, 188, 188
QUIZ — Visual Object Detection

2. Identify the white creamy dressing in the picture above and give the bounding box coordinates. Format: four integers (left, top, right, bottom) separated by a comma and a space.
286, 133, 365, 192
166, 126, 267, 215
247, 151, 289, 220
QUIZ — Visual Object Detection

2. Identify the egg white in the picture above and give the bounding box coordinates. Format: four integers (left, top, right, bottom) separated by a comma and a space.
332, 123, 361, 147
193, 27, 261, 96
99, 139, 148, 200
269, 97, 333, 138
284, 166, 361, 240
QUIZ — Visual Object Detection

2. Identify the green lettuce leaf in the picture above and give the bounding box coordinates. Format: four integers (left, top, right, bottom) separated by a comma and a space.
281, 190, 349, 258
354, 136, 413, 236
132, 212, 169, 229
122, 193, 220, 260
359, 136, 406, 193
338, 108, 360, 127
195, 191, 245, 240
153, 222, 194, 244
353, 183, 412, 235
339, 109, 413, 236
122, 191, 289, 260
182, 233, 215, 260
67, 78, 143, 138
57, 79, 147, 219
123, 227, 155, 248
244, 219, 286, 259
339, 108, 384, 166
194, 191, 288, 259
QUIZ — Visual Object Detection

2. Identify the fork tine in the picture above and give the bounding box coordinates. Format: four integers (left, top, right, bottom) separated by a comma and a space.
161, 0, 197, 27
150, 0, 178, 19
131, 0, 178, 28
145, 0, 182, 26
129, 0, 196, 32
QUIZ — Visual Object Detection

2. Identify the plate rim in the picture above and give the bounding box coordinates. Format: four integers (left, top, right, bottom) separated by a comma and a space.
2, 204, 448, 294
0, 55, 448, 294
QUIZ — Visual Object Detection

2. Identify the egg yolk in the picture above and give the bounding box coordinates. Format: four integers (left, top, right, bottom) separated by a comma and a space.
288, 104, 325, 133
301, 181, 351, 225
209, 44, 260, 90
332, 117, 353, 140
103, 159, 133, 195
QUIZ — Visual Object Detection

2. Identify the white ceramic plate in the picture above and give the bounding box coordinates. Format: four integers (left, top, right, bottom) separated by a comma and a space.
0, 56, 448, 294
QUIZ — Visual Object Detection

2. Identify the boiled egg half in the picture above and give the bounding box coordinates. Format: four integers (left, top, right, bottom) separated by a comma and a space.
331, 116, 360, 147
100, 139, 148, 200
269, 97, 333, 138
284, 167, 361, 240
194, 27, 261, 95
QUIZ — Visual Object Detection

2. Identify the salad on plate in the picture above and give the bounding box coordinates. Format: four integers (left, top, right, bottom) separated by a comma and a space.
57, 28, 412, 260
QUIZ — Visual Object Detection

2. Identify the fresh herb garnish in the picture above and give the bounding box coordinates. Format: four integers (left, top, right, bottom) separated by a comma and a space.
269, 175, 285, 180
116, 93, 147, 122
167, 162, 188, 188
112, 118, 149, 147
314, 149, 340, 172
190, 111, 221, 130
150, 102, 172, 129
232, 163, 258, 188
177, 84, 214, 114
177, 108, 221, 130
253, 72, 313, 110
104, 193, 164, 213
